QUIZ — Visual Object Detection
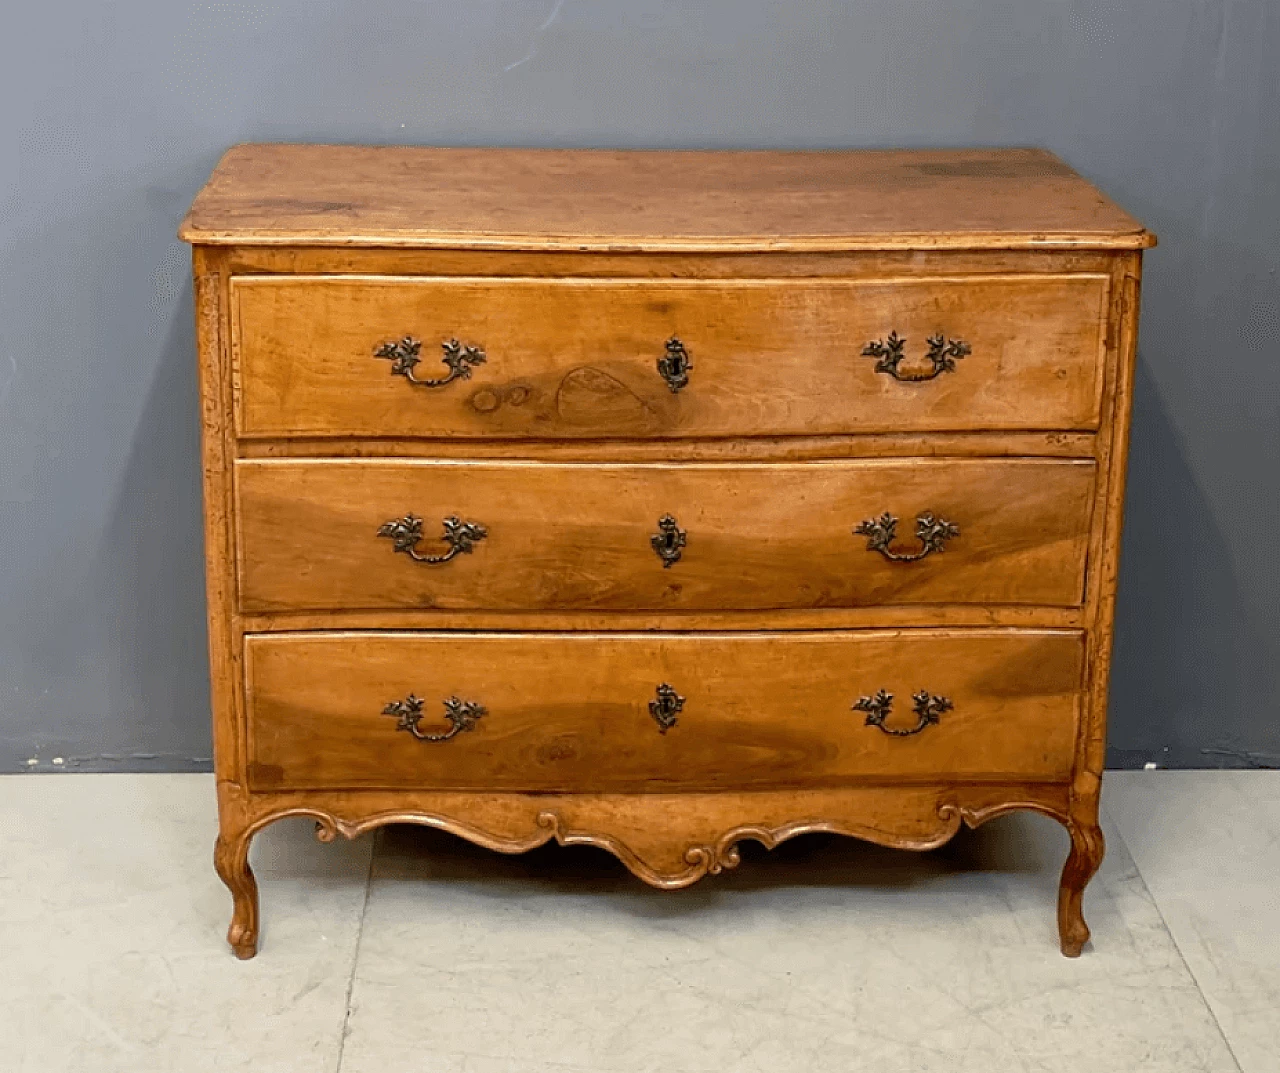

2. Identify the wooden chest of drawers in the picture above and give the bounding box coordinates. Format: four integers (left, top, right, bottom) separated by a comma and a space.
181, 144, 1152, 959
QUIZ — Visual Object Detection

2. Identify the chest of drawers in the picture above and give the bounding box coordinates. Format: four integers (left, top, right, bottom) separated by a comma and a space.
181, 144, 1152, 959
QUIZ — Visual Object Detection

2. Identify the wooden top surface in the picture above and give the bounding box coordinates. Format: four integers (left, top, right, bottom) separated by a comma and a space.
179, 144, 1153, 251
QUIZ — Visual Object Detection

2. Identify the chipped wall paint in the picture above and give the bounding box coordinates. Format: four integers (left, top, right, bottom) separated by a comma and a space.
19, 751, 214, 774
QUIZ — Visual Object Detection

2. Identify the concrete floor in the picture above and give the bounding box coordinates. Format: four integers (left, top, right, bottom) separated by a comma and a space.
1, 773, 1276, 1073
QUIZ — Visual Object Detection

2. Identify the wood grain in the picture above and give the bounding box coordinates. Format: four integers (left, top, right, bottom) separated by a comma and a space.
238, 430, 1098, 462
181, 145, 1151, 959
180, 145, 1154, 251
232, 274, 1110, 438
1059, 253, 1144, 956
280, 784, 1075, 880
236, 604, 1087, 635
235, 457, 1096, 612
219, 245, 1122, 281
244, 629, 1084, 792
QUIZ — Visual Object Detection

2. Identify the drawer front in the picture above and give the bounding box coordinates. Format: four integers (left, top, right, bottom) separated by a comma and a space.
236, 458, 1096, 612
244, 630, 1084, 791
231, 275, 1110, 438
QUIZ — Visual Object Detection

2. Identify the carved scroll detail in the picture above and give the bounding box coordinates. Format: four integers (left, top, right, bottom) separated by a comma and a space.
219, 788, 1093, 958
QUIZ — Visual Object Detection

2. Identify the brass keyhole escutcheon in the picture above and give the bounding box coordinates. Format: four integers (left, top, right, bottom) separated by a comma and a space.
650, 514, 687, 568
657, 337, 692, 392
649, 683, 685, 734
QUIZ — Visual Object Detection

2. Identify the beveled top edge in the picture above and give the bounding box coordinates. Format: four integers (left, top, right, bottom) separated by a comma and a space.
177, 225, 1157, 251
179, 144, 1156, 251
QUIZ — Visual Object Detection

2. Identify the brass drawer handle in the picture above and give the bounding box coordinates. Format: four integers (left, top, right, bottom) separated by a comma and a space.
862, 331, 970, 382
657, 336, 692, 392
855, 511, 958, 562
383, 694, 486, 742
378, 513, 488, 564
649, 682, 684, 734
853, 689, 952, 737
375, 336, 486, 387
650, 514, 687, 567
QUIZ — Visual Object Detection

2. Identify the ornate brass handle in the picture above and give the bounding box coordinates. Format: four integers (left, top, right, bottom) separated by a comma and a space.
649, 683, 684, 733
862, 331, 969, 382
657, 336, 692, 392
853, 689, 952, 737
383, 694, 486, 742
375, 336, 486, 387
378, 514, 488, 564
855, 511, 958, 562
650, 514, 687, 567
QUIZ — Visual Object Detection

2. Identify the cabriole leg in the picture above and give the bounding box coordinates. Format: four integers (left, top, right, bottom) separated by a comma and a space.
214, 827, 259, 959
1057, 818, 1105, 957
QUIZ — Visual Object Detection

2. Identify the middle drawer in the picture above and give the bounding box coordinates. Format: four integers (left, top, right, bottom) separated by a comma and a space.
236, 458, 1095, 612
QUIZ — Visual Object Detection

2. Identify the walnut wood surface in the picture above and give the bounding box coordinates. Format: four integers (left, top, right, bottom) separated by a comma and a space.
235, 457, 1095, 612
244, 630, 1083, 792
180, 145, 1153, 251
237, 606, 1087, 634
183, 146, 1150, 959
211, 781, 1074, 958
221, 245, 1122, 282
239, 430, 1097, 461
232, 274, 1109, 438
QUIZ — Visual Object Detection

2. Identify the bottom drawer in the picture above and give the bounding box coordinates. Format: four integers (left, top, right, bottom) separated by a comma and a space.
245, 630, 1083, 792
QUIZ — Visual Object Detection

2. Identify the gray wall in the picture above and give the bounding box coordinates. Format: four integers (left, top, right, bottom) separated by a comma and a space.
3, 1, 1277, 772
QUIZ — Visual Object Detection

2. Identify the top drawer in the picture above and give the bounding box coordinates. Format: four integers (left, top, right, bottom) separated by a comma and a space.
231, 274, 1110, 439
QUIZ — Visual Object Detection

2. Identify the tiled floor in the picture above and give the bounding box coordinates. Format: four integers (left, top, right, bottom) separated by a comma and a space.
1, 773, 1275, 1072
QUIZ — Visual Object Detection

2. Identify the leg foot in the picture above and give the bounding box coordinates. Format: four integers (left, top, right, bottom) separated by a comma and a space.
214, 828, 260, 959
1058, 820, 1104, 957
